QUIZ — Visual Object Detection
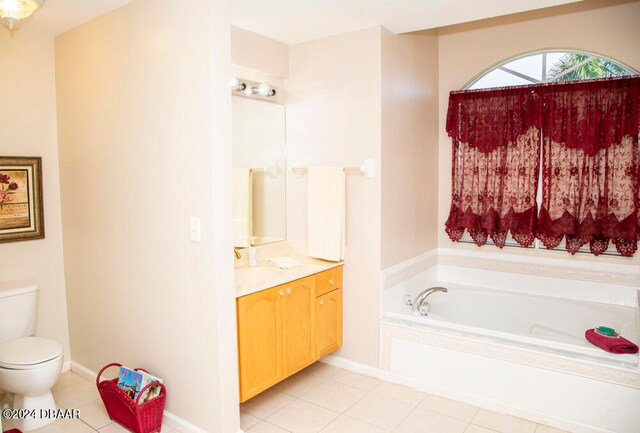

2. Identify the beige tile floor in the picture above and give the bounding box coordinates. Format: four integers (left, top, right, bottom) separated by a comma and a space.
241, 362, 572, 433
0, 372, 179, 433
0, 364, 571, 433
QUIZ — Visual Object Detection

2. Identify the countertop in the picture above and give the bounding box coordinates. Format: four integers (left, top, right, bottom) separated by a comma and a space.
235, 255, 343, 298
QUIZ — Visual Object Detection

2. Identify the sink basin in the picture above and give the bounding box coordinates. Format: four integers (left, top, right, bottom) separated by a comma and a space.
235, 265, 285, 293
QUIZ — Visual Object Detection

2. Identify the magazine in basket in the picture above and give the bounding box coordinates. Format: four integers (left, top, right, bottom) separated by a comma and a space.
117, 366, 163, 402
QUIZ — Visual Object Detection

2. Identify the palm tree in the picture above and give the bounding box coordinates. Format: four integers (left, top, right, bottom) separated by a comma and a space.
548, 53, 631, 82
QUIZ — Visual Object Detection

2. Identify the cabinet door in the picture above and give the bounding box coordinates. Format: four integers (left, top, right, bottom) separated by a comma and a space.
281, 276, 316, 377
316, 288, 343, 359
237, 286, 283, 402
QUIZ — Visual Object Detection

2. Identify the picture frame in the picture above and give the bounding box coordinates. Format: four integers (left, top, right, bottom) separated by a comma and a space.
0, 156, 45, 243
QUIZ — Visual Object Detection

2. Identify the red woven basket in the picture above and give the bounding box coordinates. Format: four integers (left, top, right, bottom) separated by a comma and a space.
97, 363, 167, 433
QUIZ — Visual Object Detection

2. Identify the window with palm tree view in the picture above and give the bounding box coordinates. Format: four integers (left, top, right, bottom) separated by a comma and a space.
468, 50, 636, 90
459, 50, 639, 254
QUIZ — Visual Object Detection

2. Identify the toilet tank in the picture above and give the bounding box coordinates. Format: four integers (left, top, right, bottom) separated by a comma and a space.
0, 282, 38, 343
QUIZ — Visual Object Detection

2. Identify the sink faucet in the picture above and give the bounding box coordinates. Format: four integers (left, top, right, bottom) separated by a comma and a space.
234, 247, 242, 261
409, 286, 448, 316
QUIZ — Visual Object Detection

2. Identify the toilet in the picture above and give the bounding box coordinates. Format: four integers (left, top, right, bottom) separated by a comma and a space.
0, 282, 63, 432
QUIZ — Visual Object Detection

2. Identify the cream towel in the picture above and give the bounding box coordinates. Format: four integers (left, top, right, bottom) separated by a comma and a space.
308, 167, 346, 262
233, 168, 253, 247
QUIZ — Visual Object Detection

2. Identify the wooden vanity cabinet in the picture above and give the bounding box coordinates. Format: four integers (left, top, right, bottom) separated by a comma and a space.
237, 267, 343, 402
236, 285, 283, 401
281, 276, 316, 377
315, 288, 343, 359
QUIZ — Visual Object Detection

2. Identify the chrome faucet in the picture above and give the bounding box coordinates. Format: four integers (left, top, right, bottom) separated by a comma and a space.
234, 247, 242, 261
408, 286, 448, 316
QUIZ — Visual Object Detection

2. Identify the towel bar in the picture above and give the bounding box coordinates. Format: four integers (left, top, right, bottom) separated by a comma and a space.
288, 159, 374, 179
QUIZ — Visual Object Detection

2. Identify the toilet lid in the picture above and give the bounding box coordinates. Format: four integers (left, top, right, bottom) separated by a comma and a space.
0, 337, 63, 368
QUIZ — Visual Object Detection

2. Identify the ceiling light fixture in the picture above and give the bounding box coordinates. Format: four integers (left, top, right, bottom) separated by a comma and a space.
0, 0, 44, 31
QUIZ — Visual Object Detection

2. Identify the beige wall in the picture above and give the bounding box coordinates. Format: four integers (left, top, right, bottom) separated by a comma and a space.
381, 29, 439, 269
0, 31, 70, 363
437, 0, 640, 265
286, 27, 383, 366
231, 26, 288, 104
55, 0, 238, 431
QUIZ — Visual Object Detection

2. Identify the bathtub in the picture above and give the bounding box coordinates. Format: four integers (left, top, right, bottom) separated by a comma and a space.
385, 283, 639, 370
380, 249, 640, 433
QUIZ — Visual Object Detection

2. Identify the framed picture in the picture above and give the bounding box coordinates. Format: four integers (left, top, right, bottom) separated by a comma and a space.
0, 156, 44, 243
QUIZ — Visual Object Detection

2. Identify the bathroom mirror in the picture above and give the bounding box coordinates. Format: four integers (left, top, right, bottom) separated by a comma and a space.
232, 96, 286, 247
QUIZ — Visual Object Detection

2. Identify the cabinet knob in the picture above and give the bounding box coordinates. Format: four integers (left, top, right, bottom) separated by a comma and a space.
319, 300, 325, 305
286, 287, 292, 294
329, 279, 335, 285
278, 289, 284, 296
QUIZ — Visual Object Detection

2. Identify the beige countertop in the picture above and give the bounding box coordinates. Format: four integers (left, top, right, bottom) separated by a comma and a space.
235, 255, 343, 298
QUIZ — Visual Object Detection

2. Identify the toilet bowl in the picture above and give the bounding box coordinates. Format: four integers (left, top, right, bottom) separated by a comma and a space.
0, 337, 64, 431
0, 283, 64, 432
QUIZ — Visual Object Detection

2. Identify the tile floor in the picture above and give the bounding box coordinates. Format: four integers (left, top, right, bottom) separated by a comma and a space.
0, 363, 571, 433
240, 362, 571, 433
0, 371, 179, 433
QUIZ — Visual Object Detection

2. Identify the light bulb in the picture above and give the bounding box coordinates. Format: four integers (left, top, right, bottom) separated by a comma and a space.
244, 86, 256, 96
258, 83, 276, 97
230, 76, 246, 92
258, 83, 271, 96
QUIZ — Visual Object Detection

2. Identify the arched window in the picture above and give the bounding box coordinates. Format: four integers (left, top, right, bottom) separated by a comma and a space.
457, 50, 639, 255
466, 50, 637, 90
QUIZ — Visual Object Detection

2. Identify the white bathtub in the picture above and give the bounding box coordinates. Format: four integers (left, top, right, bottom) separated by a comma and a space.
380, 249, 640, 433
385, 283, 639, 370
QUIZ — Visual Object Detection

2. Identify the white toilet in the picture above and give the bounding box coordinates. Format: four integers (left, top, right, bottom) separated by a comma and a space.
0, 282, 63, 432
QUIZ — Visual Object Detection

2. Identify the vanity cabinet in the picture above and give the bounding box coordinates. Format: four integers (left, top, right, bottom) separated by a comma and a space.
236, 286, 283, 400
281, 276, 316, 377
237, 267, 343, 402
316, 288, 343, 359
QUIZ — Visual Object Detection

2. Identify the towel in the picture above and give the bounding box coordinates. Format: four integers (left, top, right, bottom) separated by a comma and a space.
585, 329, 639, 354
308, 167, 346, 262
233, 168, 253, 247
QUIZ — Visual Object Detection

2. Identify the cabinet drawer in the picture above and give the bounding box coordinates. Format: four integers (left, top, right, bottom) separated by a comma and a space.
316, 267, 342, 297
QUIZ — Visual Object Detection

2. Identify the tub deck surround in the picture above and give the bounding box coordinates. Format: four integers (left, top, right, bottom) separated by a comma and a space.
380, 250, 640, 433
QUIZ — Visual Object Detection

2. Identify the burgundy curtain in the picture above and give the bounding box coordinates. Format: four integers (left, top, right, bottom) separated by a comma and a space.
537, 77, 640, 256
445, 86, 542, 248
445, 76, 640, 256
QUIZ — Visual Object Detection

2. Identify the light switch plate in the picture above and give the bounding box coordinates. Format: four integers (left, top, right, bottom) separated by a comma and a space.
190, 217, 202, 242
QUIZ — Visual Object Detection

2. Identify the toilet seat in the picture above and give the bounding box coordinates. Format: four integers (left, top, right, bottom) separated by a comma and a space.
0, 337, 63, 370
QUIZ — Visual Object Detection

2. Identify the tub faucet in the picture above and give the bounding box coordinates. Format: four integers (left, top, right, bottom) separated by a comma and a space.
410, 286, 448, 316
234, 247, 242, 261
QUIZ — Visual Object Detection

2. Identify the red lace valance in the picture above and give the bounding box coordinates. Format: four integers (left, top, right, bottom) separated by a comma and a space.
447, 76, 640, 155
446, 85, 542, 153
542, 76, 640, 156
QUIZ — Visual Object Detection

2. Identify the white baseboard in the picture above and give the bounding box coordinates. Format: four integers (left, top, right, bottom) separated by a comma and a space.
319, 356, 602, 433
62, 360, 71, 373
70, 361, 210, 433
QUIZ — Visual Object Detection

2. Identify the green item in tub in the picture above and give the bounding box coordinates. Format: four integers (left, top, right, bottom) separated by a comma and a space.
596, 326, 617, 336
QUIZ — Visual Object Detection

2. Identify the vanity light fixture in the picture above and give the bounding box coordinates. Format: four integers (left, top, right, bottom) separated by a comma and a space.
0, 0, 44, 31
230, 77, 277, 99
230, 76, 246, 92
